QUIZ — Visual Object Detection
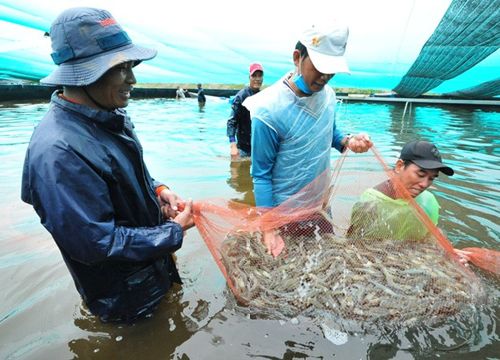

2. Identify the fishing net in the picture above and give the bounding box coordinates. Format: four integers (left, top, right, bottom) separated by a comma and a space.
192, 147, 495, 331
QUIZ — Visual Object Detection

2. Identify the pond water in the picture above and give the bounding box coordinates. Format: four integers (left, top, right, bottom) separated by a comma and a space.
0, 96, 498, 359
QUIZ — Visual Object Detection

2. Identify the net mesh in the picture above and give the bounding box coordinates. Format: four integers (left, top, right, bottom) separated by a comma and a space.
393, 0, 500, 98
192, 147, 495, 331
443, 77, 500, 99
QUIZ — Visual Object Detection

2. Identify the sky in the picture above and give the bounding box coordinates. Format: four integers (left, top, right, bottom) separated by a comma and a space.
0, 0, 498, 93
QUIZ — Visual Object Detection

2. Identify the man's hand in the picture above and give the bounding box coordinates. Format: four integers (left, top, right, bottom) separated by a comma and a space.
346, 133, 373, 153
453, 248, 472, 266
230, 142, 239, 160
158, 188, 181, 220
173, 199, 194, 231
263, 230, 285, 258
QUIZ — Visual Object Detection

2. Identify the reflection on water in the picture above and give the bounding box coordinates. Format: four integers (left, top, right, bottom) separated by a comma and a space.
68, 285, 211, 359
227, 159, 255, 206
0, 98, 498, 359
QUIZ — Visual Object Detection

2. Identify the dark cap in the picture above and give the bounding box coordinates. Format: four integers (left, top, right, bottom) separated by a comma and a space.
400, 140, 454, 176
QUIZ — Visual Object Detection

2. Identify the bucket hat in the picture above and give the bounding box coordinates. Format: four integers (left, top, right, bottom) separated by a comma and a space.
400, 140, 454, 176
41, 7, 157, 86
299, 22, 350, 74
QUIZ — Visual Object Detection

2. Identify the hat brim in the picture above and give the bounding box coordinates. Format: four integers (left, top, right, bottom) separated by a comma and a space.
250, 68, 264, 76
307, 48, 350, 75
412, 159, 454, 176
40, 44, 157, 86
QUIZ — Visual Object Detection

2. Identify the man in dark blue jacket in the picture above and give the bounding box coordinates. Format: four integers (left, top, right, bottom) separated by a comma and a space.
21, 7, 194, 323
227, 63, 264, 159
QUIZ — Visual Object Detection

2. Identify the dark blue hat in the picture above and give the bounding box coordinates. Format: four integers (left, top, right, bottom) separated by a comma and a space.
41, 7, 157, 86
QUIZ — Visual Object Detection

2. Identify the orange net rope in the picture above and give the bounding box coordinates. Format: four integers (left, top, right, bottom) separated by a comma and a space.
191, 147, 496, 330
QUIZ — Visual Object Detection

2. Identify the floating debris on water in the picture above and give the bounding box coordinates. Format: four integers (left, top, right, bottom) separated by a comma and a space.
321, 322, 349, 345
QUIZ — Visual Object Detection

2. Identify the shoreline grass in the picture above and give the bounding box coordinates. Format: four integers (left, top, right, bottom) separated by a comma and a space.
135, 83, 385, 95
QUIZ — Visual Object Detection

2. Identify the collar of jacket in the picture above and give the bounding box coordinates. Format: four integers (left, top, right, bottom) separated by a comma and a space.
51, 90, 129, 132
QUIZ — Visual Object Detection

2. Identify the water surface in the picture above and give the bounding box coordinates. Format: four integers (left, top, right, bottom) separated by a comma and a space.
0, 96, 498, 359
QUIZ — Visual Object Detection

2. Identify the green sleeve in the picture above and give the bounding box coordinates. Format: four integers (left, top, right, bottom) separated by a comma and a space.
415, 190, 440, 225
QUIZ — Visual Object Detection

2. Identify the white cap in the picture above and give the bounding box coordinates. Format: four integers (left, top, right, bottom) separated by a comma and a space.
299, 22, 350, 74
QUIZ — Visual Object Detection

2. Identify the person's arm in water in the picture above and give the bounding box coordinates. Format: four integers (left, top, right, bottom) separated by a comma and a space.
438, 227, 472, 266
454, 249, 472, 265
227, 94, 243, 159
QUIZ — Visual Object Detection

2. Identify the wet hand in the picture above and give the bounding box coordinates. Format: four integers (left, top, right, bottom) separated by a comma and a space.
347, 133, 373, 153
173, 199, 195, 231
453, 248, 472, 266
263, 230, 285, 258
230, 143, 239, 161
158, 188, 181, 219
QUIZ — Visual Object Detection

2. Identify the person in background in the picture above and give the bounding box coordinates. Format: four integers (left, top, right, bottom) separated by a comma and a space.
243, 22, 372, 257
348, 140, 471, 264
227, 62, 264, 160
197, 83, 206, 110
21, 7, 194, 323
176, 85, 186, 99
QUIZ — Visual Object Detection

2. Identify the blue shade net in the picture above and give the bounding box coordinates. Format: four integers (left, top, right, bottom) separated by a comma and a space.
0, 4, 53, 82
443, 77, 500, 98
393, 0, 500, 98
